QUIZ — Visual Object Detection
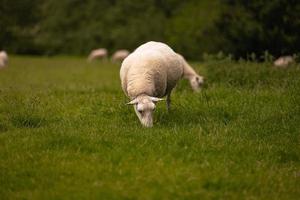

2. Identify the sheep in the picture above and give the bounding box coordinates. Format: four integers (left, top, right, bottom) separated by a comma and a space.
112, 49, 130, 62
177, 53, 204, 92
87, 48, 107, 62
0, 59, 4, 68
120, 41, 184, 127
274, 56, 294, 68
0, 51, 8, 69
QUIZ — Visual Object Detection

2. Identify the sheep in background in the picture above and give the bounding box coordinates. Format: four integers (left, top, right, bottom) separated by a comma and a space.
112, 49, 130, 62
177, 53, 204, 92
0, 60, 4, 69
87, 48, 108, 62
120, 41, 184, 127
0, 51, 8, 69
274, 56, 294, 68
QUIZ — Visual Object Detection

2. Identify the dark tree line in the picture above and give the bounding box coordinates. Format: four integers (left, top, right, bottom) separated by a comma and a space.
215, 0, 300, 58
0, 0, 299, 59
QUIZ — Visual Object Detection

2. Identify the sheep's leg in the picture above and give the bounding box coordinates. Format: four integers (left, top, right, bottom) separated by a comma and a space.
166, 93, 171, 112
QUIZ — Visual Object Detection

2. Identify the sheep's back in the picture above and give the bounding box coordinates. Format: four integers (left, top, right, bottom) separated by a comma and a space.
120, 41, 183, 98
134, 42, 183, 88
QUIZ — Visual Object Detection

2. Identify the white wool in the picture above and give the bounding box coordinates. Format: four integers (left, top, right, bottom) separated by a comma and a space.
87, 48, 107, 61
0, 60, 4, 68
120, 41, 183, 98
112, 49, 130, 62
177, 53, 204, 92
0, 51, 8, 68
274, 56, 294, 68
176, 53, 197, 78
120, 41, 184, 127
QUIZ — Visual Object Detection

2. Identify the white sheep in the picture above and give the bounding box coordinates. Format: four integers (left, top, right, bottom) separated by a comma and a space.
0, 51, 8, 69
112, 49, 130, 62
177, 53, 204, 92
87, 48, 108, 62
0, 59, 4, 68
120, 41, 184, 127
274, 56, 294, 68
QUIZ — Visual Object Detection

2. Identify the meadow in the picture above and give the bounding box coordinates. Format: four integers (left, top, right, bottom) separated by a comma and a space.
0, 56, 299, 199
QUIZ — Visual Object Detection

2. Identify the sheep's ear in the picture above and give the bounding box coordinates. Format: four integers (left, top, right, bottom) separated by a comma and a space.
150, 97, 164, 102
127, 98, 138, 105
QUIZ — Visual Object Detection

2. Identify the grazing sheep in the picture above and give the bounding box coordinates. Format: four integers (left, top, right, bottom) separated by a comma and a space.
87, 48, 107, 62
112, 49, 130, 62
0, 59, 4, 68
177, 53, 204, 92
0, 51, 8, 69
274, 56, 294, 68
120, 41, 184, 127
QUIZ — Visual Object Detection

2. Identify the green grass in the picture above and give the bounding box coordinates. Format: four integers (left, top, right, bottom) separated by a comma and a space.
0, 56, 299, 199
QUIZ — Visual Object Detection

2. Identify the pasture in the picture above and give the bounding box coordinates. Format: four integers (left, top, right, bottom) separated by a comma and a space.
0, 56, 299, 199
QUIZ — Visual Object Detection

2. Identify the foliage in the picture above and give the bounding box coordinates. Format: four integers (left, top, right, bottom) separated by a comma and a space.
215, 0, 300, 58
0, 0, 300, 59
0, 0, 42, 54
0, 0, 222, 57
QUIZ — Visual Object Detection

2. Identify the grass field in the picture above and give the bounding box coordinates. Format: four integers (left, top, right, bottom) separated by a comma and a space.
0, 56, 299, 199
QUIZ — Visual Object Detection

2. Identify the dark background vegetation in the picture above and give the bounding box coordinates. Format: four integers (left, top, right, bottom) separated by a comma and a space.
1, 0, 300, 59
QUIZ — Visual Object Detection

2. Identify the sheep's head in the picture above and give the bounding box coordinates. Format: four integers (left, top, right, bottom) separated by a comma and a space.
127, 95, 163, 127
190, 75, 204, 92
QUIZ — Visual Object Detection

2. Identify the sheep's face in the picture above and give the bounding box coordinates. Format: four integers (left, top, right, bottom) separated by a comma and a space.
135, 100, 155, 127
127, 95, 163, 127
190, 75, 204, 92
